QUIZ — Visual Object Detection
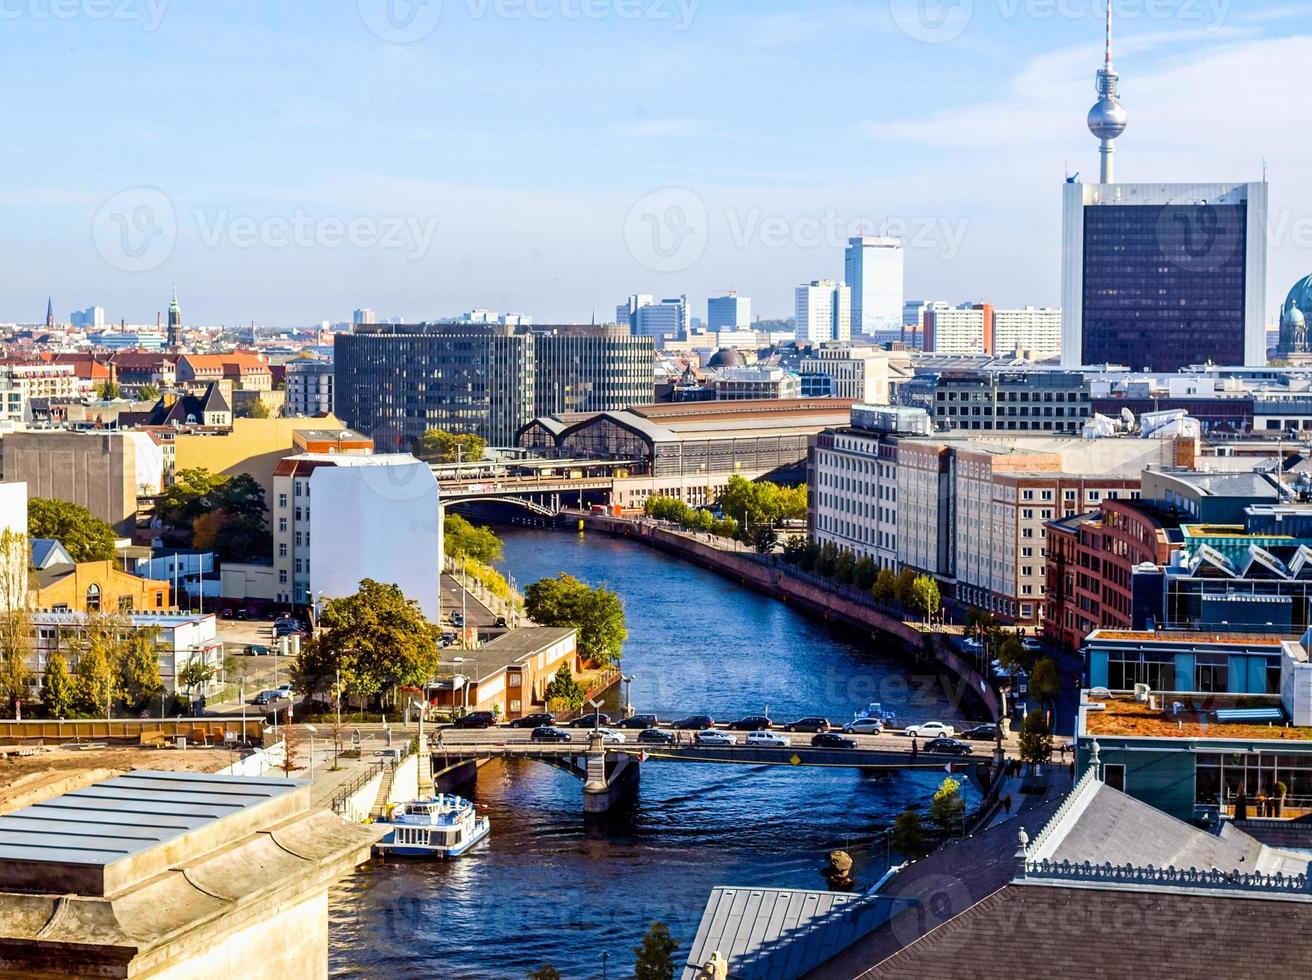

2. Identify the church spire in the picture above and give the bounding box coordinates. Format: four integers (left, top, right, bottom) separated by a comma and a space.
46, 297, 54, 330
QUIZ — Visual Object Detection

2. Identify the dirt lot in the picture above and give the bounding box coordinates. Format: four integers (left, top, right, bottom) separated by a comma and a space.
0, 745, 240, 815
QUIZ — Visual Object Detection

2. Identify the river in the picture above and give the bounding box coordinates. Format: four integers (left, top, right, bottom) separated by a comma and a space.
328, 527, 976, 979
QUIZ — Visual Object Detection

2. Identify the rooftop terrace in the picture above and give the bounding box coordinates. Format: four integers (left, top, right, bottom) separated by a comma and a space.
1083, 693, 1312, 742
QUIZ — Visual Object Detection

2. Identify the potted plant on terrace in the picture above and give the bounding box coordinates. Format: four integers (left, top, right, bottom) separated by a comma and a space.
1274, 781, 1288, 818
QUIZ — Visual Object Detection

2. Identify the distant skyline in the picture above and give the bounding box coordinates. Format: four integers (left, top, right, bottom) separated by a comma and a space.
4, 1, 1312, 326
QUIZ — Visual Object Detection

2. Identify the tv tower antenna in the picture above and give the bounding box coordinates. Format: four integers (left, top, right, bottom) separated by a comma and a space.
1088, 0, 1128, 183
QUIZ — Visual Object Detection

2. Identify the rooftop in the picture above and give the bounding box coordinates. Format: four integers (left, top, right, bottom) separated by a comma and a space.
1082, 693, 1312, 742
461, 626, 576, 684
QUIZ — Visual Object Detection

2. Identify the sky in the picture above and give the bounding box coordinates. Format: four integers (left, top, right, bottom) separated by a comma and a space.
4, 0, 1312, 326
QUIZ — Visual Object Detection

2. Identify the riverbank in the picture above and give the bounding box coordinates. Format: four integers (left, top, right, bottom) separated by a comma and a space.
576, 513, 1002, 723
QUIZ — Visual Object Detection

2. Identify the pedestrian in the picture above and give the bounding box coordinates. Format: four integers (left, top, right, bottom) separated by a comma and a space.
911, 736, 918, 760
1059, 742, 1067, 763
1004, 794, 1013, 816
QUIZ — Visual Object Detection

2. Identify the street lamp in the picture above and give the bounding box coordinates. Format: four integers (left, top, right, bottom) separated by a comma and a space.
588, 698, 603, 736
305, 724, 317, 780
621, 674, 635, 720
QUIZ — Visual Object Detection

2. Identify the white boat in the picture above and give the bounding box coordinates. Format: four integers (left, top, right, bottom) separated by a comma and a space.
374, 794, 491, 859
855, 702, 897, 725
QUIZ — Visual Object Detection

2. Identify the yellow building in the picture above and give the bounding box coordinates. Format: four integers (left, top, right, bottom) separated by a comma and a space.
171, 415, 349, 501
32, 561, 170, 613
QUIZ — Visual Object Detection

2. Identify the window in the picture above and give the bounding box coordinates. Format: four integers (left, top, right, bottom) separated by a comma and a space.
279, 493, 288, 508
278, 518, 287, 532
85, 583, 101, 613
279, 570, 288, 584
1103, 764, 1126, 792
279, 544, 287, 558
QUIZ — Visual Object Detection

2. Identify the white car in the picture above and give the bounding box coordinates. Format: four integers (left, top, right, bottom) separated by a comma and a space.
904, 721, 956, 738
596, 728, 626, 745
843, 718, 885, 735
745, 730, 790, 748
695, 729, 737, 747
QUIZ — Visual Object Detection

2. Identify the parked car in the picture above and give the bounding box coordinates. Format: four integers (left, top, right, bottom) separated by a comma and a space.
961, 724, 1001, 742
510, 712, 556, 729
453, 711, 498, 730
695, 729, 737, 747
569, 713, 612, 729
637, 728, 675, 745
783, 717, 831, 733
530, 726, 572, 743
842, 718, 885, 735
618, 714, 660, 730
275, 684, 293, 696
727, 716, 772, 731
745, 730, 790, 748
252, 690, 281, 705
672, 715, 715, 730
494, 616, 508, 628
244, 644, 270, 657
904, 721, 956, 738
596, 728, 626, 745
924, 736, 973, 756
451, 612, 465, 627
811, 732, 857, 749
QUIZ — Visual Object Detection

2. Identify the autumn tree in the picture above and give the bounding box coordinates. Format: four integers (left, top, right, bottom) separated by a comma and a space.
907, 575, 941, 622
72, 629, 118, 717
117, 629, 164, 713
929, 776, 965, 836
873, 567, 897, 606
0, 528, 31, 714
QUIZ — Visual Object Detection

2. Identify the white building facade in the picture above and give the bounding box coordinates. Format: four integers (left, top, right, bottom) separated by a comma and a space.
993, 307, 1063, 359
796, 280, 852, 344
844, 237, 904, 335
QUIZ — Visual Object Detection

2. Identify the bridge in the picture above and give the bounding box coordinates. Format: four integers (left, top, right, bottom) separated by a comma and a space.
430, 734, 996, 814
436, 474, 615, 517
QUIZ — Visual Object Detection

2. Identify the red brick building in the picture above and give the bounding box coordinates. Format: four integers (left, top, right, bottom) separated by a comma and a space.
1044, 499, 1183, 650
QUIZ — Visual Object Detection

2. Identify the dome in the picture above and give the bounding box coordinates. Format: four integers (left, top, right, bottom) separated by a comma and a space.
1284, 274, 1312, 325
1087, 98, 1128, 140
706, 347, 746, 369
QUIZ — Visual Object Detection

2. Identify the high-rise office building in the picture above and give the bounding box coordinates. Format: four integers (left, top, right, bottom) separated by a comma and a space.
334, 324, 653, 447
1060, 8, 1267, 371
353, 308, 377, 326
707, 293, 752, 332
845, 237, 904, 335
284, 358, 335, 417
616, 294, 655, 329
630, 296, 689, 342
70, 306, 106, 330
795, 281, 852, 344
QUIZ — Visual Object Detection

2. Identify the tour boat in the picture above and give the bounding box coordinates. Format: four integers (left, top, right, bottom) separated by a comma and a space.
374, 794, 491, 859
855, 702, 898, 725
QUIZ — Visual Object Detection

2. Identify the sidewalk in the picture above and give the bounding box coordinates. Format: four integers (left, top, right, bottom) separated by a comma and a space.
985, 761, 1075, 830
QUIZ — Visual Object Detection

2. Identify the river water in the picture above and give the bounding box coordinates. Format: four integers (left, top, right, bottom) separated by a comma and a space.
328, 528, 975, 979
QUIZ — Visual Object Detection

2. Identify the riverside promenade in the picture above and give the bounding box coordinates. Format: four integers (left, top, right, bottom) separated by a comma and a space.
577, 514, 1003, 723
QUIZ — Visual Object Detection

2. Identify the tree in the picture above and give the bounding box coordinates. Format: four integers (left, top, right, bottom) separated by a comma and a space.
245, 398, 270, 419
633, 921, 679, 980
304, 579, 441, 708
929, 776, 965, 836
891, 808, 929, 859
526, 968, 560, 980
543, 663, 586, 712
443, 514, 503, 564
907, 575, 941, 622
832, 549, 856, 586
751, 524, 779, 555
1018, 711, 1054, 769
0, 528, 31, 715
997, 636, 1034, 679
42, 649, 75, 718
853, 556, 879, 592
1029, 658, 1062, 714
524, 574, 627, 667
27, 498, 117, 563
798, 541, 821, 572
117, 630, 164, 712
153, 468, 227, 529
413, 429, 487, 465
781, 535, 808, 565
191, 509, 270, 563
815, 541, 840, 578
72, 626, 118, 717
97, 380, 121, 401
893, 568, 917, 609
178, 658, 217, 700
873, 567, 897, 606
137, 383, 161, 403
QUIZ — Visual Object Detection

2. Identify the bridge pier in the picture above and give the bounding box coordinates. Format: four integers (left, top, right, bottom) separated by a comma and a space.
582, 736, 639, 814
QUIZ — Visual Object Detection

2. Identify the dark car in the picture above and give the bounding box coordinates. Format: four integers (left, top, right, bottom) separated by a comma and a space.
784, 717, 831, 733
510, 712, 556, 729
727, 716, 772, 731
244, 644, 270, 657
961, 724, 1001, 742
569, 713, 612, 729
530, 726, 572, 743
494, 616, 508, 628
925, 737, 973, 756
451, 612, 465, 627
619, 714, 660, 730
453, 711, 497, 730
637, 728, 675, 745
811, 732, 857, 749
672, 715, 715, 730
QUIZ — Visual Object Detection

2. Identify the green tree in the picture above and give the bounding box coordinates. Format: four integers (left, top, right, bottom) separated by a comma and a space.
117, 630, 164, 712
0, 528, 31, 714
28, 498, 117, 563
929, 776, 965, 836
302, 579, 441, 708
799, 541, 821, 573
751, 524, 779, 555
72, 624, 118, 717
891, 808, 929, 859
526, 967, 560, 980
907, 575, 941, 621
1018, 711, 1054, 769
154, 468, 227, 530
781, 535, 808, 565
543, 663, 586, 712
96, 379, 120, 401
210, 473, 269, 522
178, 658, 217, 700
524, 574, 627, 667
42, 649, 75, 718
245, 398, 271, 419
893, 568, 917, 609
137, 383, 161, 403
832, 549, 856, 585
777, 484, 808, 522
1029, 657, 1062, 714
873, 567, 897, 606
443, 514, 504, 564
853, 556, 879, 592
815, 541, 840, 578
997, 636, 1035, 679
633, 921, 679, 980
413, 429, 487, 465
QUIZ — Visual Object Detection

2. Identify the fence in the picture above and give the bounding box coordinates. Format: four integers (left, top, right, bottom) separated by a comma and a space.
0, 718, 266, 744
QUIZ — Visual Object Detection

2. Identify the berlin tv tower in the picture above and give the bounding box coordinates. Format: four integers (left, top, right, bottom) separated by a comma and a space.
1087, 0, 1128, 183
